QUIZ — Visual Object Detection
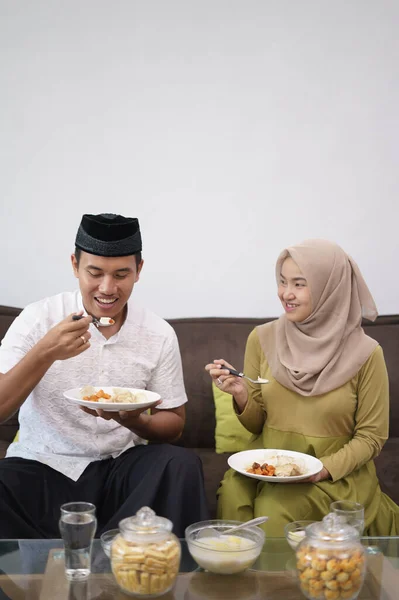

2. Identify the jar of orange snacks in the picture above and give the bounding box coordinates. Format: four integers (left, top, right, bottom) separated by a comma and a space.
295, 513, 366, 600
110, 506, 181, 598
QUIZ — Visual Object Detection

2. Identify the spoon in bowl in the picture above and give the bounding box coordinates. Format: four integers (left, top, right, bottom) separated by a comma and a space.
198, 516, 268, 539
72, 314, 115, 328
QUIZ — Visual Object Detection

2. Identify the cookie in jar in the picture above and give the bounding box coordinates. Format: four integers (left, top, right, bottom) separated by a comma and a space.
295, 513, 366, 600
111, 506, 181, 598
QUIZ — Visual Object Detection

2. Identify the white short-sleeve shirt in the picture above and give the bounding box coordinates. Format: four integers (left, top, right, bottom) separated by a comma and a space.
0, 290, 187, 480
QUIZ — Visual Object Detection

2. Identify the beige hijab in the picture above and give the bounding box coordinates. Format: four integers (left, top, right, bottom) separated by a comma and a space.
258, 239, 378, 396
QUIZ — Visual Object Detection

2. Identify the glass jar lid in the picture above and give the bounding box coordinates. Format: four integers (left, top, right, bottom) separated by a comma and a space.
118, 506, 173, 543
305, 512, 360, 543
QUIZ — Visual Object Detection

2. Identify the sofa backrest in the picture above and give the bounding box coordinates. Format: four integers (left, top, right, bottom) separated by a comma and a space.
0, 306, 23, 443
169, 317, 271, 449
361, 316, 399, 437
1, 306, 398, 450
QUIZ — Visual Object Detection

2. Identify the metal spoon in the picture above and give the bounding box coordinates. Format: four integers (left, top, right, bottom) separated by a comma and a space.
198, 516, 268, 539
72, 314, 115, 328
221, 366, 269, 385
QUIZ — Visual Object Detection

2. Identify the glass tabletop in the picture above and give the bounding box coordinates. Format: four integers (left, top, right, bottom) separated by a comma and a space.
0, 537, 398, 599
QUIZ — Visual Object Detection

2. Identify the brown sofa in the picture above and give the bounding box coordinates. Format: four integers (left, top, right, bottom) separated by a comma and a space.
1, 306, 399, 518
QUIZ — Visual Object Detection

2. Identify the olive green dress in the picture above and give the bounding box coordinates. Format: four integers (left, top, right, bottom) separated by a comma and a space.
217, 327, 399, 536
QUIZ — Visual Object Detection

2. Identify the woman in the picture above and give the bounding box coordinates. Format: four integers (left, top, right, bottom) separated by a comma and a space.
206, 239, 399, 536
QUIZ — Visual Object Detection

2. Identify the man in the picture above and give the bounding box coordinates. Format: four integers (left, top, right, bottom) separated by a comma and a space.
0, 213, 209, 538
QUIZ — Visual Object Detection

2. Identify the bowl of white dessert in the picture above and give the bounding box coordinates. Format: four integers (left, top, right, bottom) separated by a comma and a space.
185, 520, 265, 575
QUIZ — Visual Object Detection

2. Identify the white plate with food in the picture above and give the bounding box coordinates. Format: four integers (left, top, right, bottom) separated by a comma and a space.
228, 449, 323, 483
63, 386, 161, 411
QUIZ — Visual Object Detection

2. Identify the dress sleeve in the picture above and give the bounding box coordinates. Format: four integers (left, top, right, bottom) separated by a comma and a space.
235, 328, 267, 434
320, 345, 389, 481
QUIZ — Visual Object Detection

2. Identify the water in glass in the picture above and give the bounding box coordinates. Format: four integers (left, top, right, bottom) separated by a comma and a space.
59, 502, 97, 581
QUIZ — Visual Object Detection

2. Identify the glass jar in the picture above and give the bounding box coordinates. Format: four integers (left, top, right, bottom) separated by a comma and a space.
110, 506, 181, 598
295, 513, 366, 600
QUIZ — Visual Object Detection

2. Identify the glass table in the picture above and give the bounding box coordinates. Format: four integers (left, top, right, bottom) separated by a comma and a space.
0, 537, 398, 599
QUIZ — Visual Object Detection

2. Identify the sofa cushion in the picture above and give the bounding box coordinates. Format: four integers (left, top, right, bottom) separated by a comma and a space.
364, 318, 399, 437
192, 448, 232, 519
0, 305, 22, 342
169, 317, 274, 449
0, 413, 19, 443
0, 440, 9, 459
213, 383, 252, 453
374, 438, 399, 505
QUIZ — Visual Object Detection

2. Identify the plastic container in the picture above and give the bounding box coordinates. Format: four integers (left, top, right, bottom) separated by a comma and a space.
185, 519, 265, 575
110, 506, 181, 598
285, 520, 316, 550
296, 513, 366, 600
100, 528, 119, 557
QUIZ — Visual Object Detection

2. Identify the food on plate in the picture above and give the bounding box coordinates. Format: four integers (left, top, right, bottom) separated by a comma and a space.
246, 456, 303, 477
82, 389, 111, 401
247, 462, 276, 476
111, 388, 147, 404
275, 463, 302, 477
80, 386, 148, 404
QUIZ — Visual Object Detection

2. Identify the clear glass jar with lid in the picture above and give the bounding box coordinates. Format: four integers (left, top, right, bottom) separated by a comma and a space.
295, 512, 366, 600
110, 506, 181, 598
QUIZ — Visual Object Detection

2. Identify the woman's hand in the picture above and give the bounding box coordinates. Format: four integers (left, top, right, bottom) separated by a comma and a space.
307, 466, 331, 483
205, 359, 248, 411
293, 467, 331, 484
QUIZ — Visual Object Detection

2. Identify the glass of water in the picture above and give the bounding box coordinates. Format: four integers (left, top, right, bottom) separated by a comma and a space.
59, 502, 97, 581
330, 500, 365, 535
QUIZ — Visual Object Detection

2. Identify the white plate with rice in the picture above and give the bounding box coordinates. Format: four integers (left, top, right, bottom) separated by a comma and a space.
228, 449, 323, 483
63, 386, 161, 411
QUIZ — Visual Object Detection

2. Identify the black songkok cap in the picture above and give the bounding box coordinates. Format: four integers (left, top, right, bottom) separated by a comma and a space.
75, 213, 142, 257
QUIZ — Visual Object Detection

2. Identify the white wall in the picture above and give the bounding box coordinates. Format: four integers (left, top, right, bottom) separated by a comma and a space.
0, 1, 398, 318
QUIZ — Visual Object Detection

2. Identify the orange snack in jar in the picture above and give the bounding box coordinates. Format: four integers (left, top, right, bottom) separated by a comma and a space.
295, 513, 366, 600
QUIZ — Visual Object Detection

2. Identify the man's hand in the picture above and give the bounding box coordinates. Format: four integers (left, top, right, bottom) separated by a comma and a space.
37, 312, 92, 362
80, 402, 185, 442
0, 313, 92, 423
80, 403, 160, 426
